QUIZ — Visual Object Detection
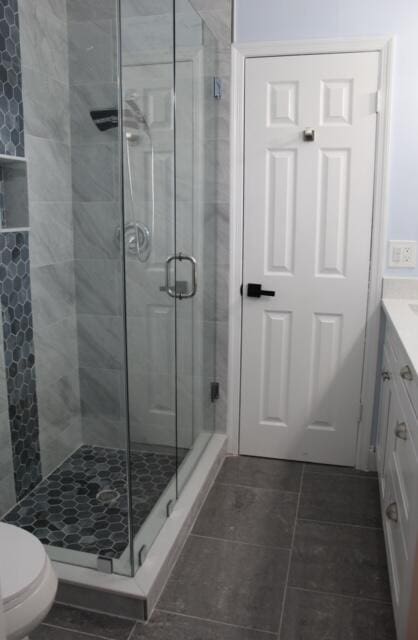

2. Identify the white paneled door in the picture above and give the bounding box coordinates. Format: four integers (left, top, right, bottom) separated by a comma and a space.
240, 52, 379, 466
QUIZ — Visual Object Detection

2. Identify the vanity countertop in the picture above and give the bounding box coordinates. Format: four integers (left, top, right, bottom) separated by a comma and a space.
382, 297, 418, 377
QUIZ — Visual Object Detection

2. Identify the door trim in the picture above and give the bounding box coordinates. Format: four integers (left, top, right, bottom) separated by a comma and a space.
227, 37, 394, 469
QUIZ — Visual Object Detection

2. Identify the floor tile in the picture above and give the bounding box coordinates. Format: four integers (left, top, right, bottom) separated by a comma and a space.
193, 483, 298, 548
299, 473, 381, 528
289, 521, 391, 601
43, 603, 135, 639
132, 610, 275, 639
280, 588, 396, 640
217, 456, 303, 492
31, 626, 102, 640
304, 463, 377, 478
158, 534, 289, 632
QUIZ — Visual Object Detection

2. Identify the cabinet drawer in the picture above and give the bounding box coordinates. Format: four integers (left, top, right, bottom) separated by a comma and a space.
382, 465, 406, 616
389, 332, 418, 419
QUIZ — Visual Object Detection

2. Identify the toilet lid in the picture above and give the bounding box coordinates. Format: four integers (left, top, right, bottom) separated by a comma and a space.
0, 523, 47, 608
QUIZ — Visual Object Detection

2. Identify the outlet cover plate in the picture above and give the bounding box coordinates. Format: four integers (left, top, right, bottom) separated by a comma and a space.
388, 241, 417, 268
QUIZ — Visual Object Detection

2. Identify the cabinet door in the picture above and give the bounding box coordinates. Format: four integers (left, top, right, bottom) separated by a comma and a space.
377, 344, 392, 484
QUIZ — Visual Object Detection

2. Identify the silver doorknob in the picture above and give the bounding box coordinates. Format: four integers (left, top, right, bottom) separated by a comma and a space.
395, 421, 408, 441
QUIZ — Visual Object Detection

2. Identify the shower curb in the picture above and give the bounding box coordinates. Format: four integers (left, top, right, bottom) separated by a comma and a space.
53, 434, 227, 620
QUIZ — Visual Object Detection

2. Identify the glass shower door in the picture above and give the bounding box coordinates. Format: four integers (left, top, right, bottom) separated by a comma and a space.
120, 0, 178, 574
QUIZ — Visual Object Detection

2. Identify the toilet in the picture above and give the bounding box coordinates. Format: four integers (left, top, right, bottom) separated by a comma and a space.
0, 524, 57, 639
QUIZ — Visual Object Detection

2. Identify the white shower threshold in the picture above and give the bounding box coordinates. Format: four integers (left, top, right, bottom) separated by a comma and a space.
52, 433, 227, 616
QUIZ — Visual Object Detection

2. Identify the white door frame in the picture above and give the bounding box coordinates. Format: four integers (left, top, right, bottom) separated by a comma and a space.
227, 37, 394, 470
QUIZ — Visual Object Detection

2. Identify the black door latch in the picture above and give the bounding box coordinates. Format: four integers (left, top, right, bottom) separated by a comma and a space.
247, 283, 275, 298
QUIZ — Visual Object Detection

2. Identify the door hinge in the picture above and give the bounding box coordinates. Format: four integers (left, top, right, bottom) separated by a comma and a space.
358, 402, 364, 424
211, 381, 220, 402
375, 90, 382, 113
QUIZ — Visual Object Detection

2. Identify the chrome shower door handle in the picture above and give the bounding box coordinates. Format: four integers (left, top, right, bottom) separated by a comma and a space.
164, 253, 197, 299
178, 253, 197, 299
165, 254, 177, 298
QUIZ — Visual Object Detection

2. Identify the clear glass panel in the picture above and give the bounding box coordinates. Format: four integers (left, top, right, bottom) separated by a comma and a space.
174, 1, 217, 492
119, 0, 177, 574
0, 0, 135, 576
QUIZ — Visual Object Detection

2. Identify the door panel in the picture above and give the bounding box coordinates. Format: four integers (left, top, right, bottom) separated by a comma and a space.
240, 52, 379, 465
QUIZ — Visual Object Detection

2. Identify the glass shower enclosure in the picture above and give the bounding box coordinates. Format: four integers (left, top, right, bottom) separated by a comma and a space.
0, 0, 217, 578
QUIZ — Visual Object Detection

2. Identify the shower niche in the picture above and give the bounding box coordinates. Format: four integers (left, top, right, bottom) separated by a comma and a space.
0, 157, 29, 229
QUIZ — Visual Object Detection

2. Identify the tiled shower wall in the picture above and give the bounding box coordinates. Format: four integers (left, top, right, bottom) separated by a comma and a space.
67, 0, 126, 450
19, 0, 82, 477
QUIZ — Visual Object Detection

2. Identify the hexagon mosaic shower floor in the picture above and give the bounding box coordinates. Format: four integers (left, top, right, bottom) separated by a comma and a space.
3, 445, 181, 558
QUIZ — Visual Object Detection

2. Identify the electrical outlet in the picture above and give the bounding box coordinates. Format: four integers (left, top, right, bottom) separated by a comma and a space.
388, 241, 417, 268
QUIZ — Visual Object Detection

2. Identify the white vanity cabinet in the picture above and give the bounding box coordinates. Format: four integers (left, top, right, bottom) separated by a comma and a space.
377, 313, 418, 639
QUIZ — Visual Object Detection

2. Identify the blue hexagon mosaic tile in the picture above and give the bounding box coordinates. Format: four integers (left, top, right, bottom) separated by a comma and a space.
0, 231, 41, 500
0, 0, 24, 157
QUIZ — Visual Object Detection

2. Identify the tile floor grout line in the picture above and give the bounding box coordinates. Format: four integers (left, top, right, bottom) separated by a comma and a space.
154, 607, 277, 635
297, 516, 383, 531
53, 602, 138, 624
214, 480, 300, 495
276, 464, 305, 639
40, 621, 127, 640
126, 621, 139, 640
288, 584, 393, 605
189, 531, 293, 552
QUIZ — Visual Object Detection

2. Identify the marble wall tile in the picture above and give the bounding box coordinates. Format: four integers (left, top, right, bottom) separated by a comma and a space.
29, 201, 73, 268
81, 416, 127, 449
68, 18, 116, 85
122, 0, 173, 19
31, 262, 75, 327
22, 66, 70, 143
0, 473, 16, 517
73, 201, 120, 260
79, 366, 124, 419
74, 259, 122, 316
67, 0, 117, 23
190, 0, 232, 12
19, 0, 69, 83
198, 9, 231, 48
33, 315, 78, 388
77, 314, 124, 370
26, 136, 72, 202
71, 143, 116, 202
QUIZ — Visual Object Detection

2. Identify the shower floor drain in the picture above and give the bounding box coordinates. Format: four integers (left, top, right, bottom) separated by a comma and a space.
96, 488, 120, 504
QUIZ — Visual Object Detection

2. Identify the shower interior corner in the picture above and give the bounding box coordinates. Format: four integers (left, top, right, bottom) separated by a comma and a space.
0, 0, 228, 582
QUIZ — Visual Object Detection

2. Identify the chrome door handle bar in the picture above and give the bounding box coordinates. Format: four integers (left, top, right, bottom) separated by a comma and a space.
165, 253, 197, 299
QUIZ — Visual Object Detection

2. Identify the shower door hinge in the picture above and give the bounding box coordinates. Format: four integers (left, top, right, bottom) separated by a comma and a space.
211, 381, 220, 402
375, 90, 382, 113
358, 402, 364, 424
213, 77, 223, 99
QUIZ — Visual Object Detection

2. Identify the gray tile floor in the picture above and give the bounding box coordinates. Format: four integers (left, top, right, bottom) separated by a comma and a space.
31, 457, 397, 640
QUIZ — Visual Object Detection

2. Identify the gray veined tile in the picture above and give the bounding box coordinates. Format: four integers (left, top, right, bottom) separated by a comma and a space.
193, 482, 298, 548
81, 416, 127, 450
26, 137, 72, 202
19, 1, 69, 82
34, 316, 79, 388
68, 18, 117, 85
217, 456, 303, 492
133, 610, 274, 639
199, 8, 231, 48
299, 472, 382, 528
74, 259, 122, 316
77, 314, 124, 369
280, 588, 396, 640
73, 201, 121, 260
71, 144, 117, 203
43, 603, 136, 640
67, 0, 118, 22
289, 520, 391, 602
31, 262, 75, 327
22, 65, 70, 143
79, 366, 124, 419
158, 535, 289, 631
304, 463, 377, 478
29, 201, 73, 268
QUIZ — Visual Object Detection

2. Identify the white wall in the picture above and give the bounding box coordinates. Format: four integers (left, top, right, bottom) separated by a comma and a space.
235, 0, 418, 276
